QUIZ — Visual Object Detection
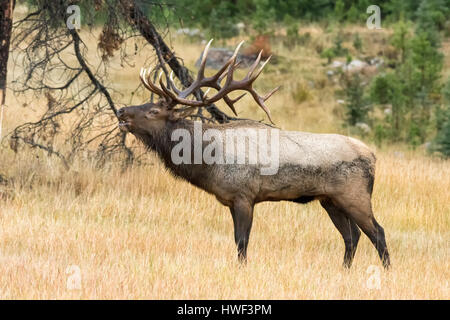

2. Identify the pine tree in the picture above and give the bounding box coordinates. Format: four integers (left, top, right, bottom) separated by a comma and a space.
434, 79, 450, 157
415, 0, 448, 47
342, 73, 369, 126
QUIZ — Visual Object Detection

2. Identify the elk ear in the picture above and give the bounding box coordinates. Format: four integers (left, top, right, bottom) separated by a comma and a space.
145, 108, 161, 119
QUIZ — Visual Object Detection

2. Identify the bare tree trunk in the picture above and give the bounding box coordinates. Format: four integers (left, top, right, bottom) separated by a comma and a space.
0, 0, 15, 105
119, 0, 232, 123
0, 0, 14, 138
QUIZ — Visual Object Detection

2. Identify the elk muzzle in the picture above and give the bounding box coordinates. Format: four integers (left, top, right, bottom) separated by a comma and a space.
117, 107, 131, 132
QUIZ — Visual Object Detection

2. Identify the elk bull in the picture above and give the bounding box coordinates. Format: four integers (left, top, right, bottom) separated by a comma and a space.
117, 40, 390, 268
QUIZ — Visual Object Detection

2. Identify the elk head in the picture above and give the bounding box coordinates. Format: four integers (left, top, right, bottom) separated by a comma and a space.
117, 39, 280, 134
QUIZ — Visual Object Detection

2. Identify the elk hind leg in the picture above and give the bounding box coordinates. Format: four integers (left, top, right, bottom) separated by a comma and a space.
334, 196, 390, 269
320, 198, 361, 268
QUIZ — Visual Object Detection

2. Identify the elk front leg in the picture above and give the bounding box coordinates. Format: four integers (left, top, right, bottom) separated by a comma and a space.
229, 198, 254, 263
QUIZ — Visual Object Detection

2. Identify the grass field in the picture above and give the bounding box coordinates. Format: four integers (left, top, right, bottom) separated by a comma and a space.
0, 19, 449, 299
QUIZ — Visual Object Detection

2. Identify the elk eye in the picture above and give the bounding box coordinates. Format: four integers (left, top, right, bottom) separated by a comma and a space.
145, 109, 160, 119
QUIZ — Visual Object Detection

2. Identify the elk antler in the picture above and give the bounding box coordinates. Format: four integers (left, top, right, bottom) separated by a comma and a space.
140, 68, 169, 99
140, 39, 280, 123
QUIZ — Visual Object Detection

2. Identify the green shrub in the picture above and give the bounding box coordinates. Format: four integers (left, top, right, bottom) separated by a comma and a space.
284, 20, 300, 48
353, 33, 363, 52
434, 79, 450, 157
434, 108, 450, 156
341, 73, 370, 126
320, 48, 335, 64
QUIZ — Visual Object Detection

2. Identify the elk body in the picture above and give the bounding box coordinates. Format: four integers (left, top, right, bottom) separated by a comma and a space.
118, 41, 390, 268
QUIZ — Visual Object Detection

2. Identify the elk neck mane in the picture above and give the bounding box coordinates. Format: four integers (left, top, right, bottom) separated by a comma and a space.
133, 119, 190, 178
132, 118, 273, 187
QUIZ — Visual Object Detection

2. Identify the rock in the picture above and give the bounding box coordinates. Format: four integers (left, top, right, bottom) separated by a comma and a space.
328, 58, 381, 77
236, 22, 245, 30
369, 57, 384, 68
195, 48, 260, 70
331, 60, 345, 68
344, 59, 368, 72
175, 28, 204, 38
384, 107, 392, 115
355, 122, 371, 134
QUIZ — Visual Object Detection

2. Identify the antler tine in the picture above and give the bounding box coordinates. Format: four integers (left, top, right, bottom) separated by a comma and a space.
159, 70, 181, 98
157, 70, 166, 87
247, 85, 280, 124
140, 68, 168, 99
168, 71, 182, 95
158, 72, 180, 101
221, 41, 245, 85
157, 70, 173, 97
249, 90, 274, 124
218, 61, 242, 84
175, 39, 214, 99
230, 92, 247, 103
140, 68, 152, 91
231, 40, 245, 61
158, 73, 204, 107
198, 38, 213, 78
263, 85, 280, 101
203, 87, 211, 98
223, 92, 247, 116
251, 55, 272, 81
233, 60, 242, 69
206, 40, 245, 86
246, 50, 263, 80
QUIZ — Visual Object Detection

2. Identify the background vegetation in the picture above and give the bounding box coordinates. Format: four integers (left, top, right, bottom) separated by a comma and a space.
155, 0, 450, 154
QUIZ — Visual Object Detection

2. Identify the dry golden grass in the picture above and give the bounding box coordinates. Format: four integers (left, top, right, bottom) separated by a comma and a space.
0, 24, 449, 299
0, 149, 448, 299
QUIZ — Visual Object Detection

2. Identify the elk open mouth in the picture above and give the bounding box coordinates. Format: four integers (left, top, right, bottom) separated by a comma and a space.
118, 120, 130, 131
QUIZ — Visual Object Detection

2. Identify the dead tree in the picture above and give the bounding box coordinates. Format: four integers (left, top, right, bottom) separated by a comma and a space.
0, 0, 15, 104
0, 0, 15, 138
6, 0, 235, 167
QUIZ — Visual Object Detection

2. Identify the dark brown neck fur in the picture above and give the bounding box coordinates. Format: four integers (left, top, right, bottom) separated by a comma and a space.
133, 119, 208, 188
